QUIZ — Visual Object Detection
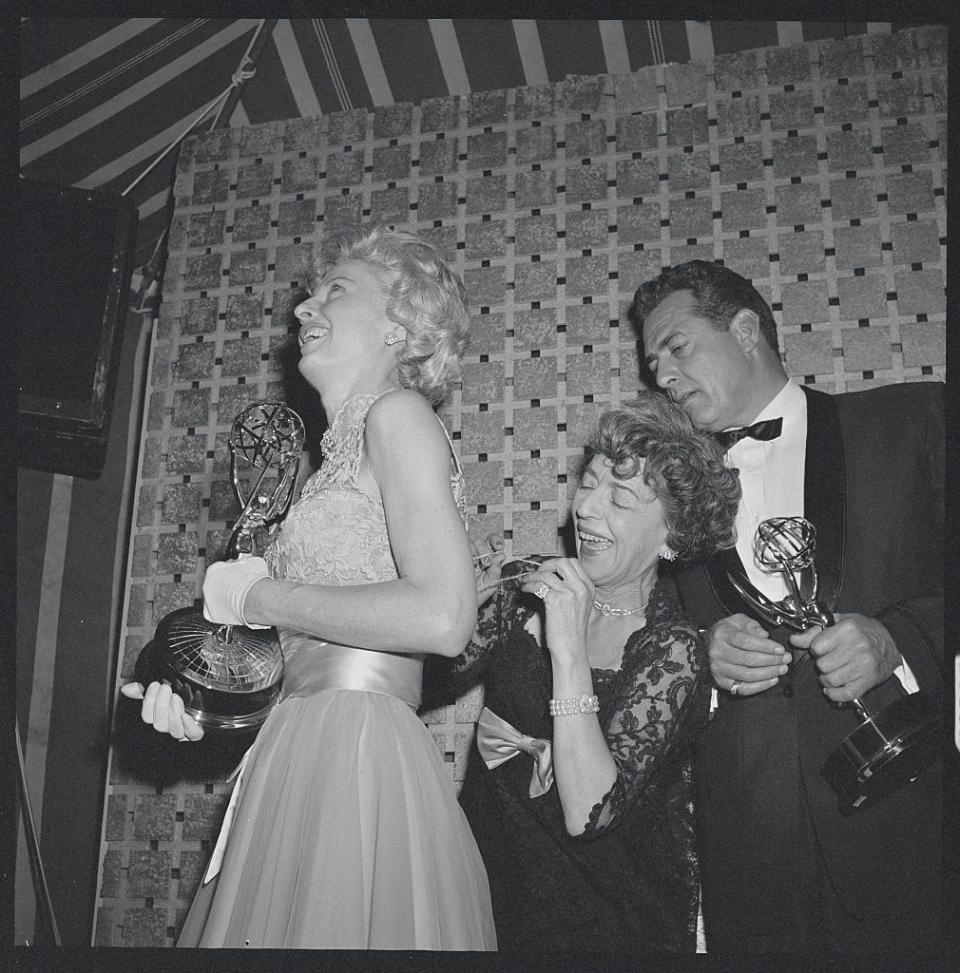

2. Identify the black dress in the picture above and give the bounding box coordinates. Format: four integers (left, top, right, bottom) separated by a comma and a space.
454, 562, 710, 952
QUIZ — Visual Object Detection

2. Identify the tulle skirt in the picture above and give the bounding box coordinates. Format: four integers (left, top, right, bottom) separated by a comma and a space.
177, 688, 496, 950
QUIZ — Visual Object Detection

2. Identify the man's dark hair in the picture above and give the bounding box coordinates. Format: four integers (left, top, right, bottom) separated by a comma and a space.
630, 260, 780, 354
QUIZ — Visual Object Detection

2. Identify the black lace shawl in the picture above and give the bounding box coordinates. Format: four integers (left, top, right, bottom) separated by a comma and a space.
453, 561, 710, 952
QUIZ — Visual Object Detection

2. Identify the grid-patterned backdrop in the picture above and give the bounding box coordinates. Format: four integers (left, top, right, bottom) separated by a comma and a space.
95, 25, 946, 946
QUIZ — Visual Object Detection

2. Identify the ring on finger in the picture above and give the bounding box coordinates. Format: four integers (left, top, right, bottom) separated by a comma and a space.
533, 582, 550, 600
729, 679, 742, 696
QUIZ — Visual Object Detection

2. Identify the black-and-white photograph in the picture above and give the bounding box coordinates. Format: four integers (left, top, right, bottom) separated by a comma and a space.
13, 9, 956, 969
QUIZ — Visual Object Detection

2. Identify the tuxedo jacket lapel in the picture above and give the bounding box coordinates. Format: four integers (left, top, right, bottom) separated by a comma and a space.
704, 386, 847, 620
705, 541, 752, 619
801, 387, 845, 615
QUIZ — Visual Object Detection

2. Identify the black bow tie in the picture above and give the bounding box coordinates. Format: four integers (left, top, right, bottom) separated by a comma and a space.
715, 417, 783, 452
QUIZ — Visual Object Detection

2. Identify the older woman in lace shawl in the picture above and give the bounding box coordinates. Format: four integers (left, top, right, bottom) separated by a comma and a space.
458, 391, 740, 952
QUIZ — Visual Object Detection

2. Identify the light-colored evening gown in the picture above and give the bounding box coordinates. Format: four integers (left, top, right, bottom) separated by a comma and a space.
178, 390, 496, 950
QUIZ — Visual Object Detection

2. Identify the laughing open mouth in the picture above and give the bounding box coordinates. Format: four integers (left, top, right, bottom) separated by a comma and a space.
298, 325, 330, 347
578, 528, 612, 550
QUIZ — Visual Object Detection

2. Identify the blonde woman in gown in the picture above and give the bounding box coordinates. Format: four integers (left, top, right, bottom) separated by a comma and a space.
123, 226, 496, 950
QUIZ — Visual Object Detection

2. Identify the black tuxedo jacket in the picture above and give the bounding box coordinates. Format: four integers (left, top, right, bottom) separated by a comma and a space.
672, 382, 944, 951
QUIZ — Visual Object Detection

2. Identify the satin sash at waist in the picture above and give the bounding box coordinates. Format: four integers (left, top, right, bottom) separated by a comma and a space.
278, 632, 423, 709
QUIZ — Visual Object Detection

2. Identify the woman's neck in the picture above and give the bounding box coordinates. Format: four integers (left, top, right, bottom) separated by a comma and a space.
585, 563, 659, 669
592, 559, 659, 615
317, 375, 399, 427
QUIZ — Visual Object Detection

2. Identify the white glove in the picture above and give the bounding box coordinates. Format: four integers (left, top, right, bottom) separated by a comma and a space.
201, 556, 272, 629
120, 681, 205, 741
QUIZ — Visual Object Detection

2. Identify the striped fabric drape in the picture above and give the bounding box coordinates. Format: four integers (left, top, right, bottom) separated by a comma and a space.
20, 19, 911, 274
15, 315, 151, 945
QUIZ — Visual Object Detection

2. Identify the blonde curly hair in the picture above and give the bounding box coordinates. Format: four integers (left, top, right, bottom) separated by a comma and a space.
313, 224, 470, 406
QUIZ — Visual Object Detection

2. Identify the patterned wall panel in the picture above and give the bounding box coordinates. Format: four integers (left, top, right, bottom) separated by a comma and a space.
96, 25, 946, 945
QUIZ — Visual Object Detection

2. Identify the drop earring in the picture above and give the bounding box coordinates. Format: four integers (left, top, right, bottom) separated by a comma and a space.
659, 546, 677, 561
384, 331, 402, 346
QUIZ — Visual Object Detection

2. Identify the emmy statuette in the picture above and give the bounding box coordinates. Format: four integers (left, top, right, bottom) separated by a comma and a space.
136, 401, 305, 731
727, 517, 940, 814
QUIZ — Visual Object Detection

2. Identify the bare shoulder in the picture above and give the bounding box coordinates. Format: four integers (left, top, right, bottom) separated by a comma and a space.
366, 388, 436, 431
365, 389, 446, 457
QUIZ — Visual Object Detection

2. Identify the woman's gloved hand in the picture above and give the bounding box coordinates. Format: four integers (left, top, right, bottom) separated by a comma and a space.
120, 681, 205, 741
201, 556, 272, 629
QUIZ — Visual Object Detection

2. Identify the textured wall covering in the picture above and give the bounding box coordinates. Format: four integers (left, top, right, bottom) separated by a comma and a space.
95, 25, 946, 946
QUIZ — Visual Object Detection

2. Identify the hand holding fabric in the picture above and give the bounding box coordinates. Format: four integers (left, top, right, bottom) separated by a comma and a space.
521, 557, 593, 668
202, 556, 272, 629
472, 531, 505, 606
708, 613, 790, 696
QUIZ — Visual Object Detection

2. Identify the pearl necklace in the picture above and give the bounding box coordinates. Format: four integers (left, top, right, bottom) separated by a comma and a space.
592, 599, 647, 617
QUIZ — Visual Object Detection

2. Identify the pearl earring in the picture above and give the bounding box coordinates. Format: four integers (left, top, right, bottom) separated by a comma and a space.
384, 331, 401, 346
659, 546, 677, 561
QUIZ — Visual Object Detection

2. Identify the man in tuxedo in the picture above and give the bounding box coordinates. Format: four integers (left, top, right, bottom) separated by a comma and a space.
631, 260, 943, 954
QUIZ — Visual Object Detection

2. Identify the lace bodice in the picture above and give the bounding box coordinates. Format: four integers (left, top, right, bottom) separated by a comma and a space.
453, 560, 709, 950
456, 559, 708, 835
264, 390, 467, 587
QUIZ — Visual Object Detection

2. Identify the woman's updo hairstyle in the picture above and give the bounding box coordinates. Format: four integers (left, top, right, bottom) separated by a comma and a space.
314, 224, 470, 406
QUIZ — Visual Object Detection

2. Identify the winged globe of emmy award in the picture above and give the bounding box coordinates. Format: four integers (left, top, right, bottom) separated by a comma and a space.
136, 402, 305, 731
727, 517, 940, 814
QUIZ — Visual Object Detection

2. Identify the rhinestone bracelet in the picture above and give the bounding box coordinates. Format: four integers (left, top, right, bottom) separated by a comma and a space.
549, 694, 600, 717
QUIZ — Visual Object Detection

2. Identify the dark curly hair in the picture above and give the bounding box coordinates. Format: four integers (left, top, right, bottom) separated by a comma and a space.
587, 391, 741, 562
630, 259, 780, 355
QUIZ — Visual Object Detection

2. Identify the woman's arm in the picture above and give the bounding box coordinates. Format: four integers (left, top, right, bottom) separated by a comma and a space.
527, 561, 709, 835
549, 650, 619, 835
521, 557, 618, 834
242, 390, 476, 657
578, 620, 709, 838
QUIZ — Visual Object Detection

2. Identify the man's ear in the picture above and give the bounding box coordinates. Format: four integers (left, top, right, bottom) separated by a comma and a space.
729, 308, 762, 354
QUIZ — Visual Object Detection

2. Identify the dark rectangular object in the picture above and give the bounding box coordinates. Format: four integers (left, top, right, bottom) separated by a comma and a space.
17, 178, 139, 478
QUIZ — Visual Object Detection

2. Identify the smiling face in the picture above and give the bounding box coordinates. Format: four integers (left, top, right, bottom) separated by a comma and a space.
574, 454, 668, 598
293, 259, 400, 391
642, 289, 771, 433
